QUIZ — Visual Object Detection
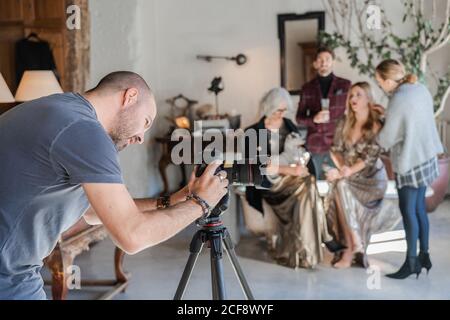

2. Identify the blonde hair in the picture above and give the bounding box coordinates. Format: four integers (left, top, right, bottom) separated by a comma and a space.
342, 82, 381, 144
375, 59, 418, 85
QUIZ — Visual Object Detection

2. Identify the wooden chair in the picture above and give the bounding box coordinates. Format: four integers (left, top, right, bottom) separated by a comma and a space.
44, 218, 130, 300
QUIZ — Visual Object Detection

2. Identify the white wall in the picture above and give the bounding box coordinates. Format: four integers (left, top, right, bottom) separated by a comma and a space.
89, 0, 163, 197
89, 0, 450, 197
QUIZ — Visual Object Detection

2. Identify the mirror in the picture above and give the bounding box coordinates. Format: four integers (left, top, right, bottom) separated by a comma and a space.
278, 12, 325, 95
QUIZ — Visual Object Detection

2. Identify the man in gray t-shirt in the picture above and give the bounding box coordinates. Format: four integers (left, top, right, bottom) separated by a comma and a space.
0, 71, 228, 299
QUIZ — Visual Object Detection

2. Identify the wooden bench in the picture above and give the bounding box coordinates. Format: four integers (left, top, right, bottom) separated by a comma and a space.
235, 181, 434, 246
44, 218, 130, 300
315, 180, 434, 198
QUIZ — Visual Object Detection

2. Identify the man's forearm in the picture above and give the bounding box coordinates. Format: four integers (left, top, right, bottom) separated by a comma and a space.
128, 200, 203, 253
135, 186, 189, 212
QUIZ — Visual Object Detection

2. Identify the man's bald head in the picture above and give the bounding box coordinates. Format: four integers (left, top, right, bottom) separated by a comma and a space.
86, 71, 157, 151
88, 71, 153, 101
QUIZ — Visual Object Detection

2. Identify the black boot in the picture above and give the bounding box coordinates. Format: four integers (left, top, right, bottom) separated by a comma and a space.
324, 240, 347, 253
386, 256, 422, 279
418, 252, 432, 274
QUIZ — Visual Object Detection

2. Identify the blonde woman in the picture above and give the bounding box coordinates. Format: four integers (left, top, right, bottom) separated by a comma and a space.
326, 82, 387, 269
375, 59, 443, 279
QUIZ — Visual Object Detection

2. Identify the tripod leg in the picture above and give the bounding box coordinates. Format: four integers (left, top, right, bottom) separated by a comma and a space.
210, 249, 219, 300
222, 230, 255, 300
210, 233, 227, 300
174, 230, 204, 300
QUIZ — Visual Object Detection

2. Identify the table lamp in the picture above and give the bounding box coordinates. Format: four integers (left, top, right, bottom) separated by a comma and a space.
0, 73, 15, 103
15, 70, 63, 102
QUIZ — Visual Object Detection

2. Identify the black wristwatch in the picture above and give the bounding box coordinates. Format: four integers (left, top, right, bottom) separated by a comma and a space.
186, 193, 211, 223
157, 195, 170, 209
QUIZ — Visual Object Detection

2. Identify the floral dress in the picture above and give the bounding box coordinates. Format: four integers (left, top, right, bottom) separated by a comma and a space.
326, 119, 391, 252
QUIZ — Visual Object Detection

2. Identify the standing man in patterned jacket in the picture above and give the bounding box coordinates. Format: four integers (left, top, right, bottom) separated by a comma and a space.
296, 47, 351, 179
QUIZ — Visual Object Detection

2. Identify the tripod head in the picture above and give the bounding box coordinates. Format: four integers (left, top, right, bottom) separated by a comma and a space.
196, 215, 224, 229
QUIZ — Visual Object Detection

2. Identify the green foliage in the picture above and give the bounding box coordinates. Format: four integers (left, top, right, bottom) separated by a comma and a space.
434, 70, 450, 112
320, 0, 449, 112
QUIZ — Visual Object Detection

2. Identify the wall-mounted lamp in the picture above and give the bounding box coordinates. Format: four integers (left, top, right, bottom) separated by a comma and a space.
196, 53, 247, 66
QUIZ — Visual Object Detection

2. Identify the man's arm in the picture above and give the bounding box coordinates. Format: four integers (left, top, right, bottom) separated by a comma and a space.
82, 162, 228, 254
82, 183, 202, 254
135, 186, 190, 212
83, 187, 189, 225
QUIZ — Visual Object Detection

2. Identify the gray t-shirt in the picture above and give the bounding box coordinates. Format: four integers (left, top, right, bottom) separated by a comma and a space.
0, 93, 123, 300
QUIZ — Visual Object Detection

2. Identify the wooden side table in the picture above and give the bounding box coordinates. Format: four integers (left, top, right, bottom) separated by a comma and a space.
155, 136, 186, 195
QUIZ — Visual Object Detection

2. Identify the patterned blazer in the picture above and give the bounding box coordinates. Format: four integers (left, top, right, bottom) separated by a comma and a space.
296, 73, 351, 154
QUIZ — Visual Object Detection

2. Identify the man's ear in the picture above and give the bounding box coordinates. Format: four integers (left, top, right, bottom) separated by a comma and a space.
122, 88, 139, 109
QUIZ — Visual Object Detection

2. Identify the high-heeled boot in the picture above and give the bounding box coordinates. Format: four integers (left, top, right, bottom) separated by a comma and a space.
386, 256, 422, 279
418, 252, 432, 274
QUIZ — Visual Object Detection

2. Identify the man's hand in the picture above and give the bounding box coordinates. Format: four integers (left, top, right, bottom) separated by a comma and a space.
313, 110, 330, 124
170, 166, 203, 205
190, 161, 229, 207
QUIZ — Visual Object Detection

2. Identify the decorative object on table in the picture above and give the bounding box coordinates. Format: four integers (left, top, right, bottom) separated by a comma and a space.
320, 0, 450, 117
197, 53, 248, 66
0, 73, 15, 103
165, 94, 198, 131
15, 70, 63, 102
195, 103, 214, 120
208, 76, 225, 116
204, 77, 241, 129
155, 136, 187, 196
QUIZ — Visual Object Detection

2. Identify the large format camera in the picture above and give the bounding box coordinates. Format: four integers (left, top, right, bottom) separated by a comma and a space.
195, 157, 270, 219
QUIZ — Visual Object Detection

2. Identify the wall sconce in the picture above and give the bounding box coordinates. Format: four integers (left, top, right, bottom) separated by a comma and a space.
196, 53, 247, 66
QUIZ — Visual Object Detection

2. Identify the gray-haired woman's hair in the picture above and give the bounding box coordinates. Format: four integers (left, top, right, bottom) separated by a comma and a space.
259, 87, 293, 118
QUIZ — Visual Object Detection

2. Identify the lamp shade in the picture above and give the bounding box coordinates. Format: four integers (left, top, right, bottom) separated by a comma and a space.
0, 73, 15, 103
15, 70, 63, 102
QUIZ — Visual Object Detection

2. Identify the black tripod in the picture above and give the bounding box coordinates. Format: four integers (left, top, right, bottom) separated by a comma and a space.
174, 217, 254, 300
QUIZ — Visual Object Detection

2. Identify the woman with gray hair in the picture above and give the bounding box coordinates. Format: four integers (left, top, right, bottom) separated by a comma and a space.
244, 87, 343, 268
